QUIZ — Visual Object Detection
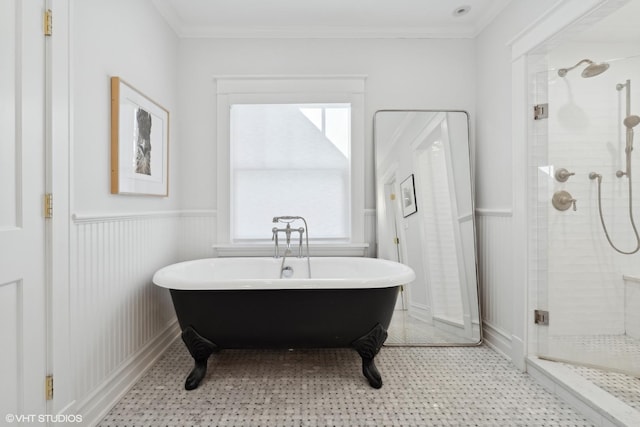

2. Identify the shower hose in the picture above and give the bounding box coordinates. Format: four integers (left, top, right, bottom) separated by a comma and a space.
592, 173, 640, 254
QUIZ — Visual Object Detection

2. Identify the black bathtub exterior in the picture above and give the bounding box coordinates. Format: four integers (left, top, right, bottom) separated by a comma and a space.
170, 285, 399, 389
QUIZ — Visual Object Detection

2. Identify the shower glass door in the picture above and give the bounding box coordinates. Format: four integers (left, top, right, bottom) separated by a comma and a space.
533, 49, 640, 377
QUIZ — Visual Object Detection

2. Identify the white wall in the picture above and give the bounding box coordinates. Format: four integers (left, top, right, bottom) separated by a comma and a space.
473, 0, 560, 362
65, 1, 183, 423
177, 38, 477, 214
73, 0, 180, 213
474, 0, 559, 210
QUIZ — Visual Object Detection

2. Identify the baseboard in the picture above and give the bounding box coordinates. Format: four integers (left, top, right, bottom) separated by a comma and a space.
72, 319, 181, 427
408, 301, 432, 323
510, 334, 525, 370
482, 321, 512, 360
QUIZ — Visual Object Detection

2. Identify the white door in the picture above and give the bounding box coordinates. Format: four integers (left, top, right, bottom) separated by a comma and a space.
383, 182, 401, 263
0, 0, 48, 418
383, 182, 407, 310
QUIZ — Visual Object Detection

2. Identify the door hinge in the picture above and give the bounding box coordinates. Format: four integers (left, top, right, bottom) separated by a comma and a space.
390, 193, 396, 201
44, 9, 52, 36
45, 375, 53, 400
44, 193, 53, 218
393, 237, 400, 245
533, 103, 548, 120
534, 309, 549, 325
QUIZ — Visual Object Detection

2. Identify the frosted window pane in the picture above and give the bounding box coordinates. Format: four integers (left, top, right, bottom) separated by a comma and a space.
299, 108, 323, 131
325, 108, 350, 157
231, 103, 351, 240
234, 170, 348, 239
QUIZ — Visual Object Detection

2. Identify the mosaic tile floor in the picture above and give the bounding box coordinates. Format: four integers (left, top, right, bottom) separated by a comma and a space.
542, 334, 640, 395
540, 334, 640, 413
99, 340, 594, 426
568, 364, 640, 412
544, 335, 640, 374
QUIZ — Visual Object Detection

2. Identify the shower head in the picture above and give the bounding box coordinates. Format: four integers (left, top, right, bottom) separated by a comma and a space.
624, 115, 640, 129
557, 59, 609, 78
582, 62, 609, 78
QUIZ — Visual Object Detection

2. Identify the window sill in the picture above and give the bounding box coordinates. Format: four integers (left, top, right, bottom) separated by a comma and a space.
211, 243, 369, 258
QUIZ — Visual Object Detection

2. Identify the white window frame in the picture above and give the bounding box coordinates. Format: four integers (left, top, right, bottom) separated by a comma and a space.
214, 75, 366, 251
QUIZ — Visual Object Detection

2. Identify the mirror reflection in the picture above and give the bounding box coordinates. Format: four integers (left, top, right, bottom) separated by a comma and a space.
374, 110, 481, 345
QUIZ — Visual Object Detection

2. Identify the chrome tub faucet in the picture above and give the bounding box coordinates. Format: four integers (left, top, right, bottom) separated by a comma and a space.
271, 216, 311, 278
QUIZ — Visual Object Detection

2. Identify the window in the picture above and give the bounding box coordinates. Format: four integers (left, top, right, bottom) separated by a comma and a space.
215, 76, 365, 245
231, 103, 351, 240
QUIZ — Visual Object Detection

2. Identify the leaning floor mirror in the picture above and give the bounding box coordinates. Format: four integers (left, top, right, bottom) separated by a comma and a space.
374, 110, 482, 346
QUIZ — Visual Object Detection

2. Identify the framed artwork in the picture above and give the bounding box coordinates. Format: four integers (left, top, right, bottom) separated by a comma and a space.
400, 174, 417, 217
111, 77, 169, 196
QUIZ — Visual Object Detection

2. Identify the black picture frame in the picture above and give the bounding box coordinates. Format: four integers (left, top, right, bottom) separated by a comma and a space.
400, 174, 417, 217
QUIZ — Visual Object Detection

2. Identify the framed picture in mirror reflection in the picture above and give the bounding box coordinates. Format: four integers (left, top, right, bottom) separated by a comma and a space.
400, 174, 417, 217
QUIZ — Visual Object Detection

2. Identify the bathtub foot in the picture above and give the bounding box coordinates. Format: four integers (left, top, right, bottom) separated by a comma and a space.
181, 326, 218, 390
352, 323, 388, 389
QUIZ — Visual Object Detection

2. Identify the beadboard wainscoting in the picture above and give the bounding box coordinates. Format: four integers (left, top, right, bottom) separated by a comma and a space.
476, 209, 514, 358
70, 211, 184, 424
178, 210, 218, 261
364, 209, 376, 258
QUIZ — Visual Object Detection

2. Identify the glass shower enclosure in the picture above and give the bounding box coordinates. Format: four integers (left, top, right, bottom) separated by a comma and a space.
531, 45, 640, 377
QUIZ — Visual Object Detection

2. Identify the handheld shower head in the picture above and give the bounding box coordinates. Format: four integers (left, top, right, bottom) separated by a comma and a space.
624, 115, 640, 129
623, 115, 640, 159
273, 216, 302, 223
557, 59, 609, 78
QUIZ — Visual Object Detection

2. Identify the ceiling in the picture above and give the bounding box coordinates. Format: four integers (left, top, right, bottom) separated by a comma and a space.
151, 0, 513, 39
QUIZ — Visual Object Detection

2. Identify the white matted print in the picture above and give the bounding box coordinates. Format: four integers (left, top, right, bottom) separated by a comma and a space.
111, 77, 169, 196
400, 174, 417, 217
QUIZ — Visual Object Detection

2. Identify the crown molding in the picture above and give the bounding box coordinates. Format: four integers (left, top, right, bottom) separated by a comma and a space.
153, 0, 513, 40
174, 25, 477, 39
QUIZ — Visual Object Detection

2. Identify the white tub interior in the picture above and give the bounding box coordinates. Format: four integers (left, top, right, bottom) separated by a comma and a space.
153, 257, 415, 290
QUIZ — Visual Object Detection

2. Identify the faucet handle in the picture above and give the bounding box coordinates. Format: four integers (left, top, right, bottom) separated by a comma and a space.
552, 190, 577, 211
554, 168, 575, 182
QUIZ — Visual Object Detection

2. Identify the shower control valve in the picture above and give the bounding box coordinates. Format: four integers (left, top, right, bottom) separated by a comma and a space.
554, 168, 575, 182
552, 190, 577, 211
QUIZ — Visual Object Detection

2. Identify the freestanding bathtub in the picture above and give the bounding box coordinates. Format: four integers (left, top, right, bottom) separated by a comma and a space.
153, 256, 415, 390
